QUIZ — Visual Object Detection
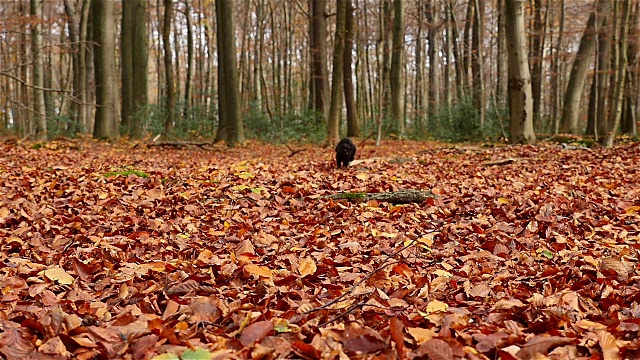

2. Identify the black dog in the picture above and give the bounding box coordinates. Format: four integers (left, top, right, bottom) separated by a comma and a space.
335, 138, 356, 168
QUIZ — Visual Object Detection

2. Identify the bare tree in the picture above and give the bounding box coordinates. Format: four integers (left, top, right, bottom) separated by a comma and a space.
390, 0, 405, 138
216, 0, 244, 146
92, 0, 119, 139
505, 0, 536, 144
162, 0, 175, 136
327, 0, 346, 145
560, 0, 610, 134
31, 0, 47, 141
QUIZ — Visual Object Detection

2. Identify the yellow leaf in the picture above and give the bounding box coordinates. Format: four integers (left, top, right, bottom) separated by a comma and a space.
356, 173, 369, 180
0, 207, 10, 219
497, 197, 512, 204
237, 171, 254, 179
625, 206, 640, 214
298, 257, 317, 277
433, 269, 453, 278
244, 264, 273, 279
42, 267, 74, 285
426, 300, 448, 313
407, 327, 437, 344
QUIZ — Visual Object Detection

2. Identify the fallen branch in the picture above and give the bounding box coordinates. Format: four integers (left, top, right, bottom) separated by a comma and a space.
324, 189, 436, 204
277, 135, 306, 157
484, 158, 517, 166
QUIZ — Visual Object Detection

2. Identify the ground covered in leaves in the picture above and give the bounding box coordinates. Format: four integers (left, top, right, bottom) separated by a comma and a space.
1, 139, 640, 360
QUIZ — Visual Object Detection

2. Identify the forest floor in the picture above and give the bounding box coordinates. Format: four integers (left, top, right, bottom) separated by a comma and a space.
0, 138, 639, 359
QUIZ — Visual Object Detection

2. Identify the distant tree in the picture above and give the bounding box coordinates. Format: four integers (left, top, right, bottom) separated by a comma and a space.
309, 0, 329, 118
216, 0, 244, 146
31, 0, 47, 141
390, 0, 405, 138
92, 0, 119, 139
121, 0, 148, 138
505, 0, 536, 144
603, 0, 631, 147
327, 0, 346, 145
344, 0, 359, 138
162, 0, 175, 136
560, 0, 610, 134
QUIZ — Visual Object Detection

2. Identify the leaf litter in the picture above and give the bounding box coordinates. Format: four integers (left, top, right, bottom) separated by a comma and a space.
0, 139, 640, 359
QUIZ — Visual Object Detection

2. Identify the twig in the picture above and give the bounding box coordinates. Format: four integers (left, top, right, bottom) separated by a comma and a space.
358, 131, 376, 148
304, 238, 416, 315
277, 134, 305, 157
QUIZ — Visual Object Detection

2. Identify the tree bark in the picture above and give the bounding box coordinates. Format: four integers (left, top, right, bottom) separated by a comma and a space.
216, 0, 244, 146
560, 0, 610, 134
505, 0, 536, 144
327, 0, 346, 145
310, 0, 329, 118
131, 0, 148, 138
162, 0, 175, 136
31, 0, 47, 141
604, 0, 631, 147
427, 0, 440, 115
471, 0, 485, 126
92, 0, 119, 139
184, 0, 194, 118
390, 0, 405, 138
63, 0, 83, 133
344, 0, 359, 137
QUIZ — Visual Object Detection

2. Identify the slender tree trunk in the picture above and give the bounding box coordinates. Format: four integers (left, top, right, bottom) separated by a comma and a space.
390, 0, 405, 138
310, 0, 329, 118
344, 0, 359, 137
121, 0, 133, 133
505, 0, 536, 144
604, 0, 631, 147
550, 0, 564, 134
216, 0, 244, 146
530, 0, 546, 127
427, 0, 440, 115
92, 0, 119, 139
131, 0, 148, 138
443, 1, 453, 107
184, 0, 194, 118
587, 13, 610, 138
162, 0, 175, 136
327, 0, 346, 145
471, 0, 485, 125
63, 0, 83, 133
31, 0, 47, 141
560, 0, 610, 134
496, 0, 508, 104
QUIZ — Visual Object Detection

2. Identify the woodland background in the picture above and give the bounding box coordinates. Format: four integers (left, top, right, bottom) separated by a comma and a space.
0, 0, 638, 147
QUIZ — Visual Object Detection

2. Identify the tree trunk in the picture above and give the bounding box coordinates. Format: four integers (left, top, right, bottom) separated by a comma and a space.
216, 0, 244, 146
327, 0, 346, 145
427, 0, 440, 115
162, 0, 175, 136
530, 0, 546, 128
344, 0, 359, 137
505, 0, 536, 144
586, 13, 611, 138
559, 0, 610, 134
496, 0, 508, 104
310, 0, 329, 118
131, 0, 148, 138
184, 0, 194, 118
604, 0, 631, 147
31, 0, 47, 141
92, 0, 119, 139
471, 0, 485, 126
550, 0, 564, 134
63, 0, 83, 133
121, 0, 133, 133
390, 0, 405, 138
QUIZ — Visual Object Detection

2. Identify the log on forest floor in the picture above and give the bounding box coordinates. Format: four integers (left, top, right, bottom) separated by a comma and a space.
323, 189, 437, 204
144, 141, 216, 150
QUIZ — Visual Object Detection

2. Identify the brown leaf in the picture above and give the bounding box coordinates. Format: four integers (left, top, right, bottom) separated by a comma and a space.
516, 335, 573, 360
599, 257, 628, 281
343, 326, 387, 354
412, 339, 452, 360
239, 321, 274, 347
389, 317, 405, 359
